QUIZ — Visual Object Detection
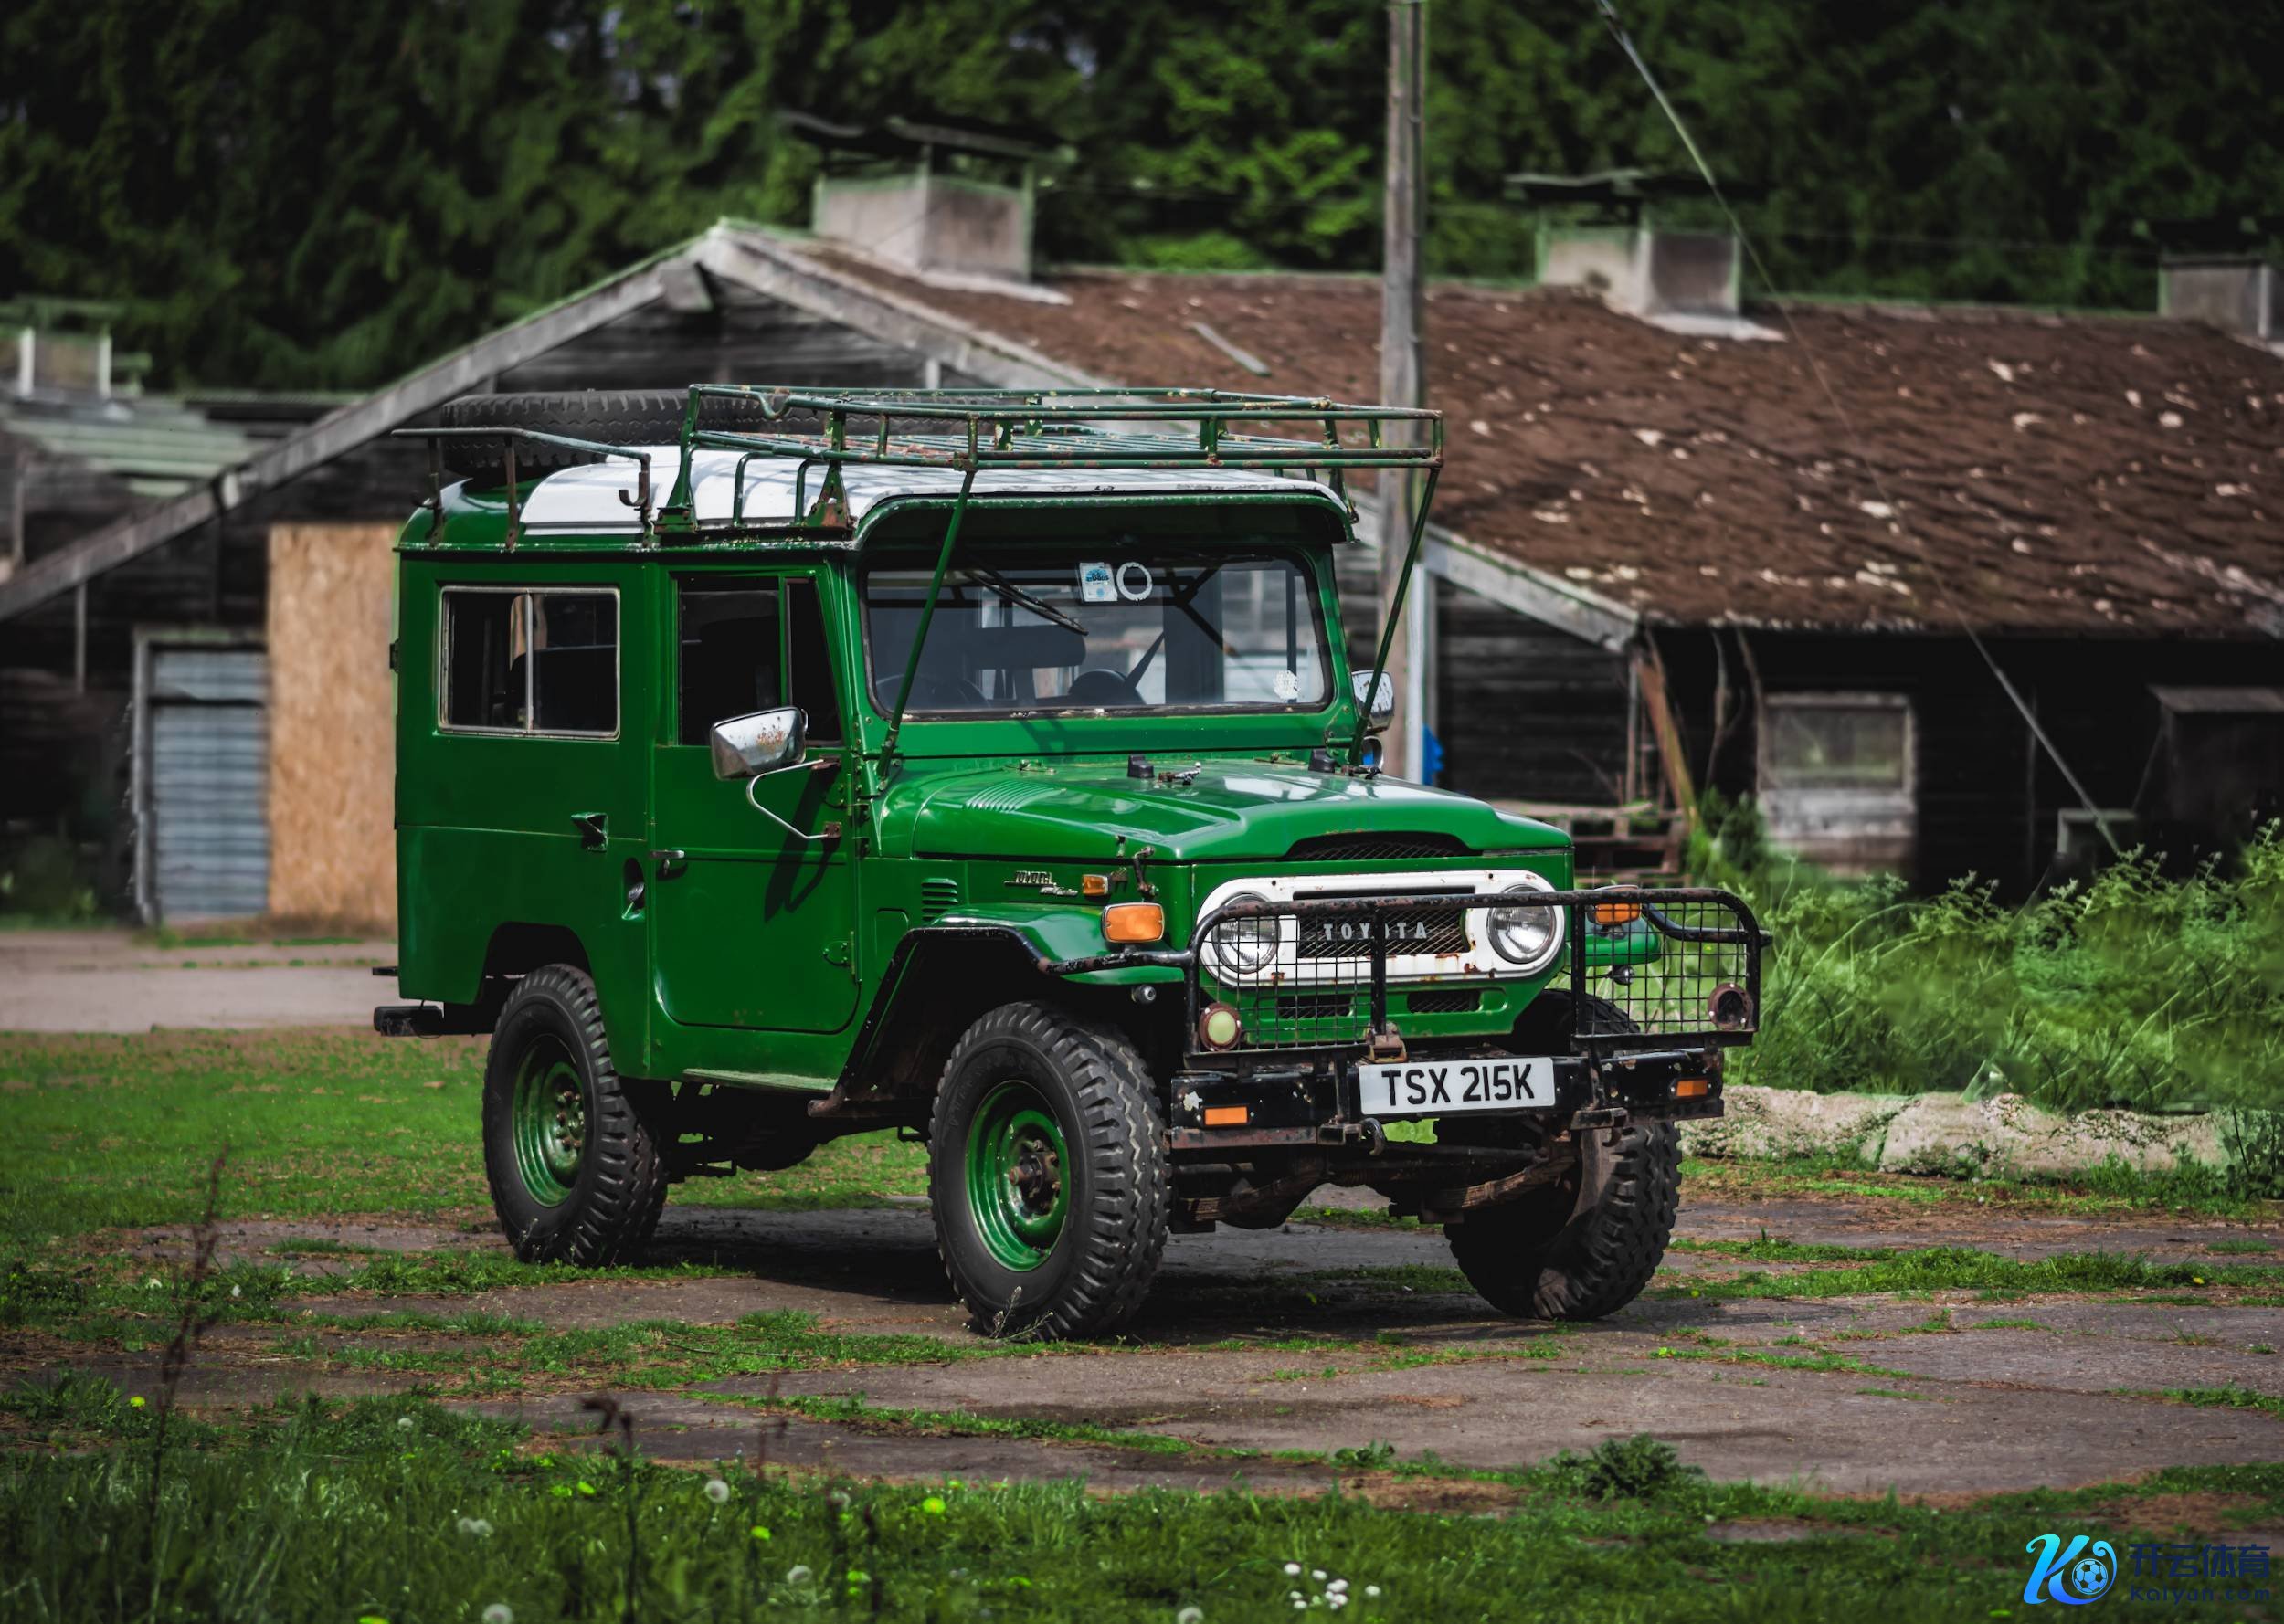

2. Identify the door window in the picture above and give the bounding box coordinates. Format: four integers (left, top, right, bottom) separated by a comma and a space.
677, 585, 782, 745
676, 577, 844, 746
785, 577, 844, 744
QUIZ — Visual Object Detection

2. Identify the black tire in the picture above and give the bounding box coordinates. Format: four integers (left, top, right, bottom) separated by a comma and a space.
435, 389, 787, 486
481, 965, 671, 1265
928, 1001, 1170, 1340
1445, 992, 1682, 1321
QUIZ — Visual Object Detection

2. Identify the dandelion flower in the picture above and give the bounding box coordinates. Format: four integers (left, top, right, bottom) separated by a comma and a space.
1178, 1609, 1204, 1624
921, 1495, 946, 1515
1284, 1564, 1303, 1577
482, 1607, 513, 1624
787, 1566, 813, 1585
703, 1479, 731, 1504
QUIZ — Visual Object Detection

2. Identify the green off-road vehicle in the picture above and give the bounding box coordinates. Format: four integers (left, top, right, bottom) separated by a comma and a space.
376, 386, 1763, 1339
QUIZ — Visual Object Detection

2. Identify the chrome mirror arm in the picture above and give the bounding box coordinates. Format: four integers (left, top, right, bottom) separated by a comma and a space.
745, 759, 842, 842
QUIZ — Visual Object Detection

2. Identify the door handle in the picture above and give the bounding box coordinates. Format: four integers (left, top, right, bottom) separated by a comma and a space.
572, 812, 608, 849
649, 849, 688, 876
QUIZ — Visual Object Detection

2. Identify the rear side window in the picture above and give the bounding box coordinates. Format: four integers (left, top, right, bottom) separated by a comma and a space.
439, 587, 619, 737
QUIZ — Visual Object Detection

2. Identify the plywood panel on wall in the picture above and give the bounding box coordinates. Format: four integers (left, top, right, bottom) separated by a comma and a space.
266, 523, 397, 933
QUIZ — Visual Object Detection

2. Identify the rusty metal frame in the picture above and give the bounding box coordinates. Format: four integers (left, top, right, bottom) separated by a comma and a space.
1039, 885, 1766, 1063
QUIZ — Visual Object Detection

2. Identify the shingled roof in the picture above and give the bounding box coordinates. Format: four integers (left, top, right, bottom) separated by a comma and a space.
809, 250, 2284, 640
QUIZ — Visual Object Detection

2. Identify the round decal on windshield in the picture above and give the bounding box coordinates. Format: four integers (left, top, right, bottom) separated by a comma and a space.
1115, 561, 1154, 601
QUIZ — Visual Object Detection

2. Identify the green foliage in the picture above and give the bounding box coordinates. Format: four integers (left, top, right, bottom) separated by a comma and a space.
14, 1385, 2278, 1623
1545, 1434, 1705, 1502
5, 2, 2279, 388
1697, 797, 2284, 1119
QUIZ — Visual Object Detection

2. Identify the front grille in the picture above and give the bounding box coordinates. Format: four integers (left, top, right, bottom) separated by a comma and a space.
1285, 832, 1474, 862
1294, 903, 1470, 959
1406, 988, 1482, 1015
1274, 992, 1358, 1021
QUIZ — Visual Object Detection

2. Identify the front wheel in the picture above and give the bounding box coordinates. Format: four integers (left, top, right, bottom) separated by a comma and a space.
928, 1002, 1170, 1339
481, 965, 669, 1264
1447, 1117, 1683, 1320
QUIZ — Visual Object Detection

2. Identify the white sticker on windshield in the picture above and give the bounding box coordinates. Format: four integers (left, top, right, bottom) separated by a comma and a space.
1116, 561, 1154, 601
1273, 670, 1302, 701
1078, 562, 1116, 603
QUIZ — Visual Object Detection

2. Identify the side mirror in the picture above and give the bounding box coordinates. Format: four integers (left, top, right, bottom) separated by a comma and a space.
710, 707, 808, 780
1351, 671, 1395, 734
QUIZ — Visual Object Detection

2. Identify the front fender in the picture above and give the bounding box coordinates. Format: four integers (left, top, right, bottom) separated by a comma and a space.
931, 903, 1186, 986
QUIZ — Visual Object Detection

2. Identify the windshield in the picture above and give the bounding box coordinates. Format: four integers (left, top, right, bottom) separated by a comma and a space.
862, 548, 1331, 716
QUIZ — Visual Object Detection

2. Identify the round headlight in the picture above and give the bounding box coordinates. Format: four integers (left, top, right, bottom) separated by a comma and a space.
1486, 877, 1565, 974
1207, 891, 1279, 977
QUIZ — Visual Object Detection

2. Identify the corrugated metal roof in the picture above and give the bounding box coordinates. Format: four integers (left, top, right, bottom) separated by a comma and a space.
0, 395, 259, 500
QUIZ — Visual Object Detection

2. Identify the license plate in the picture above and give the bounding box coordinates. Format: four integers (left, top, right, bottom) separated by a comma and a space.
1357, 1056, 1552, 1117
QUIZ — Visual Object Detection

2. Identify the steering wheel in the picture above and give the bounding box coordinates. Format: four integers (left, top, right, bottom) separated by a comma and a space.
873, 672, 987, 711
1066, 668, 1144, 708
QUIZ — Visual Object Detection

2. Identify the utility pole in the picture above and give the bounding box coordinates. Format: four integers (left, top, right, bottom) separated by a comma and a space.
1378, 0, 1428, 780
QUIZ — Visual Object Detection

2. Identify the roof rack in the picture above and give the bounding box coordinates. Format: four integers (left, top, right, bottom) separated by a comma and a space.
663, 385, 1443, 533
396, 385, 1442, 542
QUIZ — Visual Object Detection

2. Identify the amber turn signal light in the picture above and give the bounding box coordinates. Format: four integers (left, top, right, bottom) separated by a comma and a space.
1102, 902, 1165, 944
1591, 901, 1644, 927
1202, 1104, 1250, 1127
1081, 873, 1111, 897
1674, 1077, 1711, 1099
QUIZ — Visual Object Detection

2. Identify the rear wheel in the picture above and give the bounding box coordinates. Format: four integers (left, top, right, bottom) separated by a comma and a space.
481, 965, 669, 1264
1445, 991, 1682, 1320
928, 1002, 1169, 1339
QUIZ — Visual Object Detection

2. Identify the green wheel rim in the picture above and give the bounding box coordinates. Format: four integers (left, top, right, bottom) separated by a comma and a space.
510, 1039, 587, 1207
965, 1080, 1070, 1271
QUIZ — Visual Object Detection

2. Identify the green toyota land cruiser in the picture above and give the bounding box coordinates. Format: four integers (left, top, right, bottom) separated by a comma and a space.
375, 386, 1763, 1340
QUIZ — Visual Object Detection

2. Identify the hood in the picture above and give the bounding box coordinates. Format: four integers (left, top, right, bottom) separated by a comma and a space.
877, 759, 1568, 863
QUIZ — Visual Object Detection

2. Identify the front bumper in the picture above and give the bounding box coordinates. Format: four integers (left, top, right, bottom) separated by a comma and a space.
1160, 1044, 1724, 1154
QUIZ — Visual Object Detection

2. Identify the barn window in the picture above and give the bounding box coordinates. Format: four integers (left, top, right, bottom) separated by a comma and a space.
1761, 693, 1911, 792
440, 587, 619, 738
1757, 693, 1915, 877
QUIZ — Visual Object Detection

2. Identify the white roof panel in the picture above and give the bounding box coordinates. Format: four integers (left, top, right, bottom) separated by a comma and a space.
514, 447, 1344, 535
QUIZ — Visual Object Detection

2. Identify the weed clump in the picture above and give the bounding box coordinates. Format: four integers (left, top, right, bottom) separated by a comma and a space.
1545, 1434, 1706, 1501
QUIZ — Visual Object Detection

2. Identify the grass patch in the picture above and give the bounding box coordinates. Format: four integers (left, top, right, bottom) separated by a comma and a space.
0, 1028, 928, 1249
9, 1383, 2284, 1621
2148, 1385, 2284, 1418
1698, 798, 2284, 1126
1664, 1246, 2284, 1303
1671, 1235, 1897, 1264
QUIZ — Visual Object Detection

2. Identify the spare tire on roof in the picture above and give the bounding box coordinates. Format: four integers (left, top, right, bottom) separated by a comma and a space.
432, 389, 791, 487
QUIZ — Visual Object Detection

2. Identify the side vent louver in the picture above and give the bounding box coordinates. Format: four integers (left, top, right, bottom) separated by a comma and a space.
920, 878, 961, 922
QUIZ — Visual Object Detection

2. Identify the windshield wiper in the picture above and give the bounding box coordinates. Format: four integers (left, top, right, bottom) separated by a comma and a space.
972, 570, 1088, 638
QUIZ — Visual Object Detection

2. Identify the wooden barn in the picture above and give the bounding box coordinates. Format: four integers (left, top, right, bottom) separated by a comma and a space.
4, 190, 2280, 926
